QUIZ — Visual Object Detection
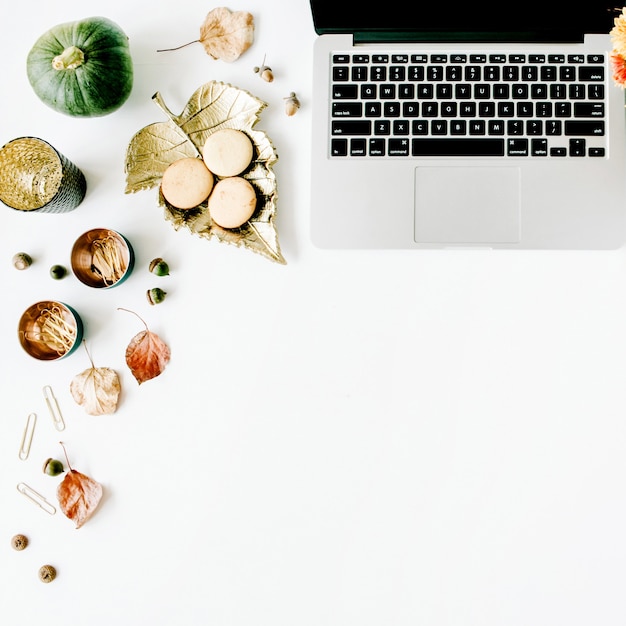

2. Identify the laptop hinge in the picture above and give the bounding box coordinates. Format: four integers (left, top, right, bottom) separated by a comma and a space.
353, 30, 585, 44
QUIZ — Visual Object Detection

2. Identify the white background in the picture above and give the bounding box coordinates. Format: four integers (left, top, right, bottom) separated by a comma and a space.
2, 1, 626, 624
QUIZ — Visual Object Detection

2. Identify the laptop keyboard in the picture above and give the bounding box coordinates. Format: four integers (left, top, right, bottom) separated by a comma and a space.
330, 52, 607, 158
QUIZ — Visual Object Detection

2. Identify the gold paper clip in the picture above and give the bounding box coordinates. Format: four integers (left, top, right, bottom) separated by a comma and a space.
18, 412, 37, 460
43, 385, 65, 431
16, 482, 56, 515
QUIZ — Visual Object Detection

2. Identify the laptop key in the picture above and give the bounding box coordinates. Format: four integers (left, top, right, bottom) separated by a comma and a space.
412, 138, 504, 156
331, 138, 348, 156
578, 66, 604, 81
573, 103, 604, 117
569, 138, 586, 156
564, 121, 604, 136
332, 120, 372, 135
332, 102, 363, 117
350, 138, 367, 156
389, 139, 410, 155
369, 138, 385, 156
507, 139, 529, 156
333, 85, 358, 99
531, 139, 548, 156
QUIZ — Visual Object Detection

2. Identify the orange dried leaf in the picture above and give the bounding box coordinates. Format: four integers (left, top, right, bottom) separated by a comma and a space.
199, 7, 254, 62
57, 470, 103, 529
119, 308, 171, 384
125, 329, 171, 384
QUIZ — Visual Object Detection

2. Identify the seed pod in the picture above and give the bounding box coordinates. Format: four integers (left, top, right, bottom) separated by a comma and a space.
146, 287, 167, 305
284, 92, 300, 116
12, 252, 32, 270
253, 56, 274, 82
149, 257, 170, 276
38, 565, 56, 583
11, 534, 28, 551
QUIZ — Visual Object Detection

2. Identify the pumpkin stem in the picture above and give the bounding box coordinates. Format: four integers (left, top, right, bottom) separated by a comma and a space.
52, 46, 85, 71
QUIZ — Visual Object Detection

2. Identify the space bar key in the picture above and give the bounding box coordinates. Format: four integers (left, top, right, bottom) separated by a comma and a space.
412, 138, 505, 156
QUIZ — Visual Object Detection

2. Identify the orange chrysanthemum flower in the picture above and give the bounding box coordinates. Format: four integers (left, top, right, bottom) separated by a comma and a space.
611, 51, 626, 87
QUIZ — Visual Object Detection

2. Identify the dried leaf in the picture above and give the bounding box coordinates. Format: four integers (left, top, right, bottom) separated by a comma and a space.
119, 309, 171, 384
124, 81, 284, 264
70, 344, 121, 415
157, 7, 254, 63
57, 470, 103, 529
199, 7, 254, 62
124, 123, 199, 194
70, 367, 121, 415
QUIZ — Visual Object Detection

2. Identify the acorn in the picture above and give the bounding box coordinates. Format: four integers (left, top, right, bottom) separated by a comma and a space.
149, 257, 170, 276
253, 56, 274, 82
12, 252, 32, 270
147, 287, 167, 305
43, 458, 64, 476
284, 92, 301, 116
38, 565, 56, 583
50, 264, 67, 279
11, 534, 28, 551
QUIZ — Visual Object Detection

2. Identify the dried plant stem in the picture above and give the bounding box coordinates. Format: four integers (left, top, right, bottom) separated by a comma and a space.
59, 441, 73, 471
157, 40, 200, 52
118, 308, 149, 331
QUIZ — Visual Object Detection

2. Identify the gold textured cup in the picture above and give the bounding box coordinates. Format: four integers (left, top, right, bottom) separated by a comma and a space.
0, 137, 86, 213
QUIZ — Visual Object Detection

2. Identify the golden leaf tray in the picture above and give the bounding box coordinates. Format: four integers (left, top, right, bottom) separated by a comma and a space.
124, 81, 284, 264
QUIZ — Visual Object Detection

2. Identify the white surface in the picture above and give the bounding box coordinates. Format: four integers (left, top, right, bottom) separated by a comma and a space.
1, 2, 626, 625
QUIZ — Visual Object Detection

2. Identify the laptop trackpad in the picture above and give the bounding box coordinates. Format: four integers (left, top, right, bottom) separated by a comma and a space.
414, 166, 521, 244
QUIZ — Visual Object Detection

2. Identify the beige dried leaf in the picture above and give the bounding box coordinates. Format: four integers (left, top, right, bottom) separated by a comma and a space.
158, 7, 254, 62
70, 366, 121, 415
70, 343, 121, 415
200, 7, 254, 62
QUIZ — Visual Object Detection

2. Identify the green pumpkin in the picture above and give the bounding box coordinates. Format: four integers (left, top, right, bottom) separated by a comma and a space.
26, 16, 133, 118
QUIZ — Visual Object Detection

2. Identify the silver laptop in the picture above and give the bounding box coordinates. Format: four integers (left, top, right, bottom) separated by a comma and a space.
310, 1, 626, 249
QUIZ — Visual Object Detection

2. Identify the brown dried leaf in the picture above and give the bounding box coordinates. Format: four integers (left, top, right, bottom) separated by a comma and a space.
120, 308, 171, 384
70, 366, 121, 415
125, 329, 171, 385
57, 470, 103, 529
199, 7, 254, 62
